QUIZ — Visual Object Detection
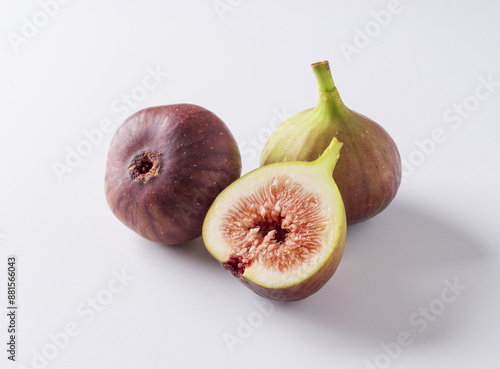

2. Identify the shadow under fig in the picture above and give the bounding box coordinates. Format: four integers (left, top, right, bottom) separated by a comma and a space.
166, 236, 217, 265
279, 202, 487, 347
139, 201, 487, 349
138, 233, 222, 272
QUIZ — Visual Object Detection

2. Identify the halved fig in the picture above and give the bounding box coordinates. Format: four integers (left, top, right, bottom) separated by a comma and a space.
203, 138, 346, 301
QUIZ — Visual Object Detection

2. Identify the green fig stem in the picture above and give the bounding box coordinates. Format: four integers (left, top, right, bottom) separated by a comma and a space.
313, 137, 343, 175
311, 61, 348, 120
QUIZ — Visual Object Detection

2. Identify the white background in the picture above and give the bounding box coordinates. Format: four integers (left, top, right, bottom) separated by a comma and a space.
1, 0, 500, 368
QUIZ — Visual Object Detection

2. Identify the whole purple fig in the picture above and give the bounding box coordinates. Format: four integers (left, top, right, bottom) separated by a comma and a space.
105, 104, 241, 244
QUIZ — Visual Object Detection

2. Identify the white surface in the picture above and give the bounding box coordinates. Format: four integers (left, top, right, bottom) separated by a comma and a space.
1, 1, 500, 368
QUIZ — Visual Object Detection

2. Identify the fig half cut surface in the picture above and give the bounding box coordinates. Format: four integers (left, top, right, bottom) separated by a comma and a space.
203, 138, 346, 302
261, 61, 402, 225
105, 104, 241, 245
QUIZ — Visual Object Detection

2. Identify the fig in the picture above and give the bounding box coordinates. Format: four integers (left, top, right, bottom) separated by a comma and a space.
105, 104, 241, 245
203, 137, 346, 301
261, 61, 402, 225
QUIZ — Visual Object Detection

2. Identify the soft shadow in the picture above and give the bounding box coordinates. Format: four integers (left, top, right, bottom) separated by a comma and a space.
138, 234, 221, 269
167, 237, 218, 265
280, 202, 487, 346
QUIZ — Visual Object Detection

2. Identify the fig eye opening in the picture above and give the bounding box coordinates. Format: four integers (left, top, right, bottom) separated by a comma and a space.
129, 152, 161, 182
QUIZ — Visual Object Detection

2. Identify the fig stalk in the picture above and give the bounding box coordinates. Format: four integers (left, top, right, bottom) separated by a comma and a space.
311, 61, 347, 120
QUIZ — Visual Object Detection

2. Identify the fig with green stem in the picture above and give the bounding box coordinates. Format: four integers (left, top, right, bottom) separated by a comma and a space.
261, 61, 402, 225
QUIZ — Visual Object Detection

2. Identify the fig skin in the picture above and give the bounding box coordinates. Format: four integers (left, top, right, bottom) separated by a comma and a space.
105, 104, 241, 245
261, 61, 402, 225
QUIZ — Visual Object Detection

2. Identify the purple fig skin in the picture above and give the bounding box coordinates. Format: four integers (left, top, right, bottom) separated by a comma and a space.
105, 104, 241, 245
332, 110, 401, 225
